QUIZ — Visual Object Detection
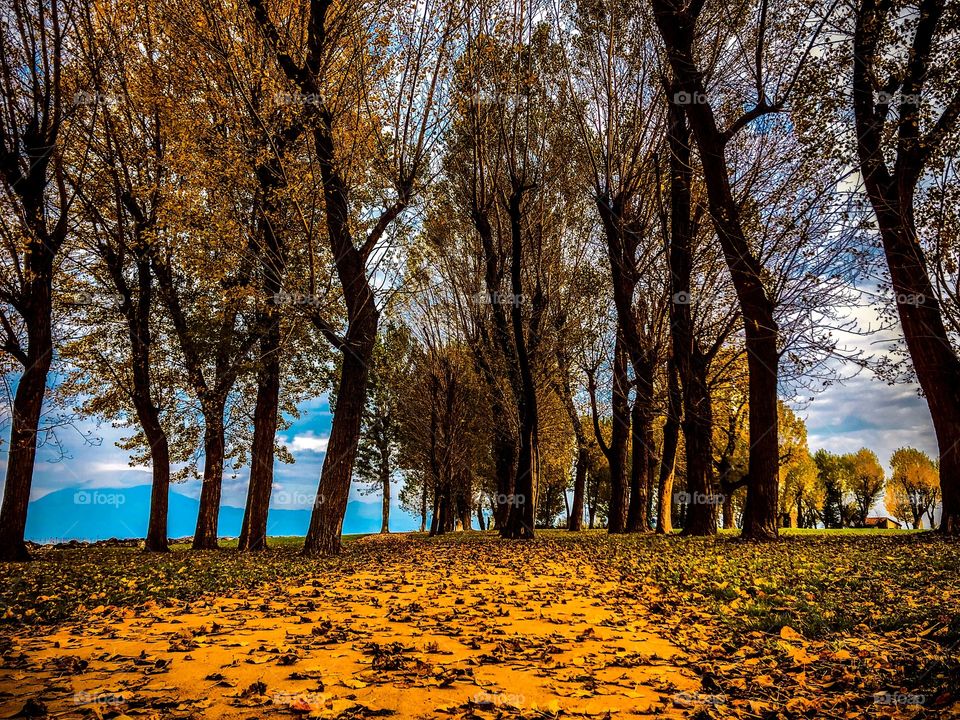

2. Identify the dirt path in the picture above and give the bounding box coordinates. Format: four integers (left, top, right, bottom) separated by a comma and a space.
0, 535, 701, 719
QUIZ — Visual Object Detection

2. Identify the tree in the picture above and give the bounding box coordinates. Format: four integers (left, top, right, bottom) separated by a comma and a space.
814, 449, 852, 528
849, 0, 960, 534
847, 448, 885, 527
68, 0, 176, 551
886, 447, 940, 529
0, 0, 78, 560
443, 6, 582, 539
650, 0, 835, 540
177, 0, 327, 553
587, 331, 631, 532
148, 114, 261, 550
781, 452, 822, 528
776, 404, 814, 527
353, 322, 415, 534
562, 0, 669, 535
247, 0, 450, 554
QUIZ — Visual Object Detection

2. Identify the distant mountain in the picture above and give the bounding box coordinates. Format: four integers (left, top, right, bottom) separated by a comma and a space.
24, 485, 420, 542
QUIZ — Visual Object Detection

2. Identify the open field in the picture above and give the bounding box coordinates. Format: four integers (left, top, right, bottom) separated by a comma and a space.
1, 531, 958, 719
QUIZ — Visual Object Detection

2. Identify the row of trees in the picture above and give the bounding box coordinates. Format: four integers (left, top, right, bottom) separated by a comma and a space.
779, 446, 941, 530
1, 0, 958, 560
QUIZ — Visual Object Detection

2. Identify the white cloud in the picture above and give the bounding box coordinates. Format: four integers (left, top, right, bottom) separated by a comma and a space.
284, 433, 330, 454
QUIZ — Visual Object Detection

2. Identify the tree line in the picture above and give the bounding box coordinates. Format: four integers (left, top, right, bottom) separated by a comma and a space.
0, 0, 957, 560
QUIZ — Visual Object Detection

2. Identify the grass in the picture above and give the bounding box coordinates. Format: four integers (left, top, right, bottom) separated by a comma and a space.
2, 529, 959, 716
2, 529, 956, 636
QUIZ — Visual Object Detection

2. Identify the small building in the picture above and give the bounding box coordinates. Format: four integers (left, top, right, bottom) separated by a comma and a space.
864, 516, 901, 529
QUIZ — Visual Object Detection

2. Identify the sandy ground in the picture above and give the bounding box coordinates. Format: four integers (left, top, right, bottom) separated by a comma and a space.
0, 535, 703, 719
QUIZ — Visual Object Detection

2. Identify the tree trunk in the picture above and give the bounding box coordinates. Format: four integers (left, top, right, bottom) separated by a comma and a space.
297, 98, 382, 555
657, 360, 681, 534
665, 89, 713, 537
304, 331, 376, 554
0, 270, 53, 560
721, 492, 735, 530
493, 428, 517, 529
379, 437, 391, 533
430, 484, 443, 536
608, 336, 631, 533
194, 413, 226, 549
238, 334, 281, 551
851, 0, 960, 536
568, 446, 588, 531
113, 249, 172, 554
653, 0, 779, 540
683, 358, 716, 535
738, 330, 780, 539
419, 476, 428, 532
627, 379, 654, 532
502, 189, 539, 540
239, 182, 285, 551
556, 338, 589, 533
0, 301, 53, 561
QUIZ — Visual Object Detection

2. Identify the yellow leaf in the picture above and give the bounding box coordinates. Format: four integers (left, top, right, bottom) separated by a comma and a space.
779, 625, 804, 642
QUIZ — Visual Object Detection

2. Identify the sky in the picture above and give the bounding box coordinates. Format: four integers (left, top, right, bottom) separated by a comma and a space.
9, 395, 352, 512
802, 293, 938, 475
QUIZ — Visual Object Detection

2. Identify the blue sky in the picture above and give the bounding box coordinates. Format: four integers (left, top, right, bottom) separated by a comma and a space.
7, 394, 366, 511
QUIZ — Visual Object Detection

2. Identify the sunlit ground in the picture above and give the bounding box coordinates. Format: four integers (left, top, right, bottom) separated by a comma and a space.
1, 530, 958, 718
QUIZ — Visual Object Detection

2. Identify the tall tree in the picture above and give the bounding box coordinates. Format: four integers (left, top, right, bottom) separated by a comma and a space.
814, 449, 853, 528
886, 447, 940, 529
563, 0, 667, 534
850, 0, 960, 533
587, 331, 631, 532
247, 0, 449, 555
70, 0, 174, 551
650, 0, 830, 539
353, 322, 414, 534
0, 0, 77, 560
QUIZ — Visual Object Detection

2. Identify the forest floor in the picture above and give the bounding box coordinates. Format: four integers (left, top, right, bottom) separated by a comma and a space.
0, 531, 959, 719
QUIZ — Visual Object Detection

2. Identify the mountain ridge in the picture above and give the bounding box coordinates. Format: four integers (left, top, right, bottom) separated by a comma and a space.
24, 485, 419, 542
